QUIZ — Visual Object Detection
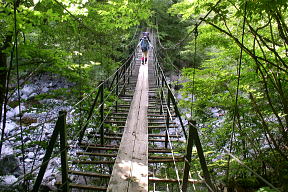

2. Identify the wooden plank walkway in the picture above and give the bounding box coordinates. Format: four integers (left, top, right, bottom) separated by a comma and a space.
107, 51, 149, 191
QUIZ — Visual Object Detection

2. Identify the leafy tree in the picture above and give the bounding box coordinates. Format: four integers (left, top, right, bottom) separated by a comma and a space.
168, 0, 288, 190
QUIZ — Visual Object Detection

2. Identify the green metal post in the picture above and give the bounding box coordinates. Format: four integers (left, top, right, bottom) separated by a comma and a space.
165, 89, 171, 149
59, 111, 69, 192
116, 70, 119, 113
100, 81, 104, 146
191, 121, 215, 192
32, 111, 64, 192
182, 120, 195, 192
123, 67, 126, 95
78, 89, 101, 143
160, 76, 164, 114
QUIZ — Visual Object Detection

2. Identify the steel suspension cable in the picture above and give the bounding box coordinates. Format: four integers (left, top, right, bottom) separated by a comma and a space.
223, 148, 280, 191
226, 2, 247, 181
156, 0, 223, 50
14, 2, 27, 189
155, 48, 208, 190
69, 63, 133, 173
190, 25, 198, 119
0, 43, 15, 157
162, 93, 182, 191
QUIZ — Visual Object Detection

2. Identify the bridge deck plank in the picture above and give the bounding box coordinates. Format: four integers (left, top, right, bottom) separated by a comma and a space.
107, 50, 149, 192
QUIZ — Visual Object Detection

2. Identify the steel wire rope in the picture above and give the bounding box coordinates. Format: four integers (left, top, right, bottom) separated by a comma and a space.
73, 55, 135, 136
155, 55, 187, 137
163, 42, 215, 192
8, 41, 135, 190
68, 68, 132, 174
155, 0, 223, 50
13, 27, 138, 190
67, 56, 134, 144
67, 50, 136, 113
154, 38, 199, 189
164, 166, 169, 192
190, 25, 198, 119
53, 0, 140, 67
226, 2, 247, 181
46, 0, 139, 108
154, 51, 207, 191
152, 86, 179, 189
157, 21, 216, 191
67, 46, 135, 182
30, 112, 52, 173
51, 48, 136, 149
62, 66, 132, 155
11, 111, 106, 188
188, 161, 214, 192
153, 53, 182, 140
8, 100, 102, 186
223, 148, 280, 192
11, 110, 114, 188
69, 76, 128, 148
69, 49, 135, 111
0, 42, 16, 157
160, 85, 184, 192
13, 2, 28, 189
9, 1, 137, 186
10, 109, 71, 186
2, 82, 103, 143
160, 74, 204, 192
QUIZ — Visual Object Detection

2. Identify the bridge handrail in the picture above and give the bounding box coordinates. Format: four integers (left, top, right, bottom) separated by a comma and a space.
153, 49, 187, 140
77, 47, 137, 143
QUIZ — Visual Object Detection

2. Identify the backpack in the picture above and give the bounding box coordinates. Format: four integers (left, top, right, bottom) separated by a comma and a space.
140, 37, 149, 52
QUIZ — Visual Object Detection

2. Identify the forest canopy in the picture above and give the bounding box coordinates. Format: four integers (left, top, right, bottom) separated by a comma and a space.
0, 0, 288, 191
155, 0, 288, 191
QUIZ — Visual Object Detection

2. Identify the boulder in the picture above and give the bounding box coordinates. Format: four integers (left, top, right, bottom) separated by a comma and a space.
0, 155, 22, 177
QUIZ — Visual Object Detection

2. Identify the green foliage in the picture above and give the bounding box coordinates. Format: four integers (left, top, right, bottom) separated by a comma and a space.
256, 187, 278, 192
167, 0, 288, 190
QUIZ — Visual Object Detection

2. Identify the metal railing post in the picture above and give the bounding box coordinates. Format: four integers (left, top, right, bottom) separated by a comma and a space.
123, 67, 126, 95
100, 81, 104, 146
182, 120, 195, 192
160, 76, 164, 114
191, 121, 215, 192
130, 59, 133, 76
133, 51, 136, 67
155, 62, 159, 86
160, 88, 163, 115
78, 88, 101, 144
59, 111, 69, 192
32, 111, 66, 192
116, 70, 119, 113
165, 89, 171, 149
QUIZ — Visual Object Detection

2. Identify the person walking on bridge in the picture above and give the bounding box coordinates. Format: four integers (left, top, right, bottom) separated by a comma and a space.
138, 32, 153, 65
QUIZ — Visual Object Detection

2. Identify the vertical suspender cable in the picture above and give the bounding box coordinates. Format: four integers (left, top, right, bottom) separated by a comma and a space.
0, 43, 15, 157
14, 1, 27, 190
226, 1, 247, 181
190, 24, 198, 118
78, 25, 83, 132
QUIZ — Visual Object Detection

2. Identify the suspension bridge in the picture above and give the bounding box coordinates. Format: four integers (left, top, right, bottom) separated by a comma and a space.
8, 31, 212, 192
